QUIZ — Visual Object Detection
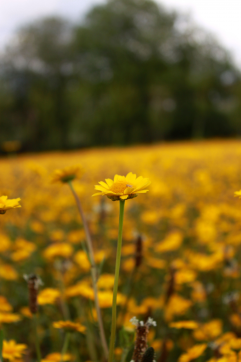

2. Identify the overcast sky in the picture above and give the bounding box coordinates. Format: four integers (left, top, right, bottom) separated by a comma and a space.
1, 0, 241, 66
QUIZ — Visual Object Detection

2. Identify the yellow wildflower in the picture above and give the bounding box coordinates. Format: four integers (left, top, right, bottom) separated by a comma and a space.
2, 340, 27, 361
43, 243, 73, 260
53, 320, 86, 333
0, 196, 21, 214
0, 265, 18, 280
170, 321, 199, 330
193, 320, 222, 341
41, 353, 73, 362
50, 165, 82, 183
0, 312, 21, 323
0, 296, 12, 312
93, 172, 151, 201
234, 190, 241, 198
38, 288, 60, 305
179, 343, 207, 362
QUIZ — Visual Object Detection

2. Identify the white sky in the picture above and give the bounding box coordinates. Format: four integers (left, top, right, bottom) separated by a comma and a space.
0, 0, 241, 66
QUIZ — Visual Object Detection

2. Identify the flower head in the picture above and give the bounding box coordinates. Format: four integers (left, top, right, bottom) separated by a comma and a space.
234, 190, 241, 198
0, 196, 21, 214
50, 166, 82, 183
93, 172, 151, 201
53, 320, 86, 333
2, 340, 27, 361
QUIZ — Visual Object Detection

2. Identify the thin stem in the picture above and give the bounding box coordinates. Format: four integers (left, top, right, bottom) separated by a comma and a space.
61, 332, 70, 362
0, 329, 4, 362
33, 314, 41, 362
68, 181, 109, 359
108, 200, 125, 362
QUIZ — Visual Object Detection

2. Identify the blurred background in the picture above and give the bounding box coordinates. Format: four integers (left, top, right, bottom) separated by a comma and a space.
0, 0, 241, 153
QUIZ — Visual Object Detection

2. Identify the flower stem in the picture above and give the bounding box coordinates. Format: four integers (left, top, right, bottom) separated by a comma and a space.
68, 181, 109, 359
108, 200, 125, 362
33, 314, 41, 362
61, 332, 70, 362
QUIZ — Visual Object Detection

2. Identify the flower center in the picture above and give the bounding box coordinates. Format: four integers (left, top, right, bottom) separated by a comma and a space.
110, 181, 132, 194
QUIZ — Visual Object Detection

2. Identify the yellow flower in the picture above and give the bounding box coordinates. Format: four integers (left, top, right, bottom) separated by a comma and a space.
235, 190, 241, 198
0, 312, 21, 323
38, 288, 60, 305
93, 172, 151, 201
41, 353, 73, 362
0, 196, 21, 214
50, 165, 82, 183
2, 340, 27, 361
53, 320, 86, 333
179, 344, 207, 362
170, 321, 199, 330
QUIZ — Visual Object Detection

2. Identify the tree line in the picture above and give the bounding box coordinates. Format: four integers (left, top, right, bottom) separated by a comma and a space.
1, 0, 241, 152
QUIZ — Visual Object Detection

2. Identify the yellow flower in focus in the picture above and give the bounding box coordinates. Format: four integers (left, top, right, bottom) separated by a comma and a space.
0, 196, 21, 214
93, 172, 151, 201
2, 340, 27, 361
50, 165, 82, 183
53, 320, 86, 333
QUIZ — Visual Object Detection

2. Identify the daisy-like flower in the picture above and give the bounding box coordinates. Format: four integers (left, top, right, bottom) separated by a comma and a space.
50, 165, 82, 183
93, 172, 151, 201
234, 190, 241, 198
2, 340, 27, 361
0, 196, 21, 214
53, 320, 86, 333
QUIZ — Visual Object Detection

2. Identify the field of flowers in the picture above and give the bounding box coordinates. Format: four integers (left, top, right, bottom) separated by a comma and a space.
1, 141, 241, 362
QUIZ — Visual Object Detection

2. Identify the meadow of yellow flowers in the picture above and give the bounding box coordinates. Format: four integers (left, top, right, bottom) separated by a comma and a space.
1, 140, 241, 362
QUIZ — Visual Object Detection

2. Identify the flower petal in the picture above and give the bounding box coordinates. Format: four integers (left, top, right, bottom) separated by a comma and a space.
120, 195, 129, 200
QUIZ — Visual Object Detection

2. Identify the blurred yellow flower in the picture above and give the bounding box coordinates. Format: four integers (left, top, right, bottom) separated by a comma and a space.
234, 190, 241, 198
179, 343, 207, 362
193, 320, 222, 341
93, 172, 151, 201
41, 353, 73, 362
0, 196, 21, 214
53, 320, 86, 333
0, 296, 12, 312
43, 243, 73, 260
38, 288, 60, 305
170, 321, 199, 330
50, 165, 82, 183
2, 340, 27, 361
0, 312, 21, 323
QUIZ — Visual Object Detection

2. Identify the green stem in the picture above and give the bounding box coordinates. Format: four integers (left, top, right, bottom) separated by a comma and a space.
68, 181, 109, 359
0, 329, 4, 362
108, 200, 125, 362
61, 332, 70, 362
33, 314, 41, 362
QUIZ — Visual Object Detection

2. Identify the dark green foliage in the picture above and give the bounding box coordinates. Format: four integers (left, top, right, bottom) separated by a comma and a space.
0, 0, 240, 152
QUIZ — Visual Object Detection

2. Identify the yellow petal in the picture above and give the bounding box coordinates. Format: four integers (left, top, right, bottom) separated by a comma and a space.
92, 192, 103, 197
120, 195, 129, 200
98, 181, 109, 189
105, 179, 114, 187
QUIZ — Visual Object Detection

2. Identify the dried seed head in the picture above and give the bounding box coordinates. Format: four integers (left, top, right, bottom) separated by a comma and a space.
130, 317, 156, 362
24, 274, 43, 314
